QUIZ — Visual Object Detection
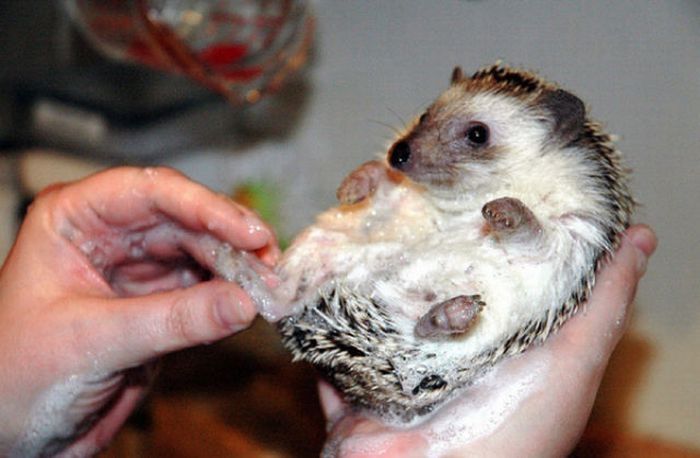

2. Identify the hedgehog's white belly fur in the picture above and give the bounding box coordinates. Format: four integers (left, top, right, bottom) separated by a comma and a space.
279, 179, 600, 386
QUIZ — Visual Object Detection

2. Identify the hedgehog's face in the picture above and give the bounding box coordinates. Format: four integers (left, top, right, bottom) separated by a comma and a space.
388, 68, 585, 195
387, 89, 538, 191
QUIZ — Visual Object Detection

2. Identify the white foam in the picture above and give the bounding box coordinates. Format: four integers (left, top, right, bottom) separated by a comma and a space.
420, 353, 549, 457
213, 245, 292, 322
125, 232, 146, 259
10, 372, 112, 457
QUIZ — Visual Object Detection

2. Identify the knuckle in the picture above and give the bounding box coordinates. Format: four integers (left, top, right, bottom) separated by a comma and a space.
142, 165, 180, 179
165, 291, 235, 347
134, 166, 186, 189
165, 296, 204, 346
26, 186, 69, 229
34, 182, 67, 201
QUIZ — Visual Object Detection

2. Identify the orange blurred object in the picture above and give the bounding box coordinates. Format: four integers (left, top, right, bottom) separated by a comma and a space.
65, 0, 313, 105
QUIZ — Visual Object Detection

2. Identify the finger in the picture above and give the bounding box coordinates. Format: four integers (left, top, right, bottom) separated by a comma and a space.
54, 167, 275, 252
106, 226, 278, 297
554, 224, 657, 363
110, 263, 204, 296
255, 235, 282, 267
318, 380, 348, 427
326, 415, 428, 458
147, 227, 280, 289
78, 279, 257, 371
59, 374, 151, 456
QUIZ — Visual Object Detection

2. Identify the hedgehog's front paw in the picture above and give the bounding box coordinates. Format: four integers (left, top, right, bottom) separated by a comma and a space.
415, 295, 486, 338
336, 160, 387, 205
482, 197, 542, 240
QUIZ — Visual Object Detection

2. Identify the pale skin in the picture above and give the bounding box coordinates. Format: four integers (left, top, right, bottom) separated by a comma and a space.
0, 165, 656, 457
0, 167, 280, 456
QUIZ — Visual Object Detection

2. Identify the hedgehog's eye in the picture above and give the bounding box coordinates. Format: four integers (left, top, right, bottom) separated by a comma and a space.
466, 122, 489, 146
419, 112, 429, 124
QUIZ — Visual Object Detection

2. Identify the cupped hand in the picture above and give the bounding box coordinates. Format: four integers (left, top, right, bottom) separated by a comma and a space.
0, 167, 280, 456
321, 224, 657, 458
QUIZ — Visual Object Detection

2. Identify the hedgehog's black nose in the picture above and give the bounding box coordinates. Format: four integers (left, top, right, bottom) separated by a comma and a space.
389, 140, 411, 169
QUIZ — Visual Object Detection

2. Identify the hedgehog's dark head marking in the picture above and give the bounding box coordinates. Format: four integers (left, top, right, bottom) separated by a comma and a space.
388, 65, 589, 190
461, 64, 587, 147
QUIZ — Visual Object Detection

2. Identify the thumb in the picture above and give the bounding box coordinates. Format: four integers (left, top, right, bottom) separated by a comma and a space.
554, 224, 656, 365
81, 280, 257, 371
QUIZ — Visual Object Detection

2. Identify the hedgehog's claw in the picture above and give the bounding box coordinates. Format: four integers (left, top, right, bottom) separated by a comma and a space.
415, 294, 485, 338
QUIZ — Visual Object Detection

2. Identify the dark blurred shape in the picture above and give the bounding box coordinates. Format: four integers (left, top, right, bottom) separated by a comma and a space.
99, 318, 326, 458
0, 1, 312, 161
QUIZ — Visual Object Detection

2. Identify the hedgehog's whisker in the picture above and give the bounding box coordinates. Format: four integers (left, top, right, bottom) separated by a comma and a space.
369, 118, 403, 137
386, 107, 409, 130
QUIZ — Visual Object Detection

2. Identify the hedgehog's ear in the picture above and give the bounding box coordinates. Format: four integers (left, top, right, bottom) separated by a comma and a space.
450, 66, 464, 85
538, 89, 586, 145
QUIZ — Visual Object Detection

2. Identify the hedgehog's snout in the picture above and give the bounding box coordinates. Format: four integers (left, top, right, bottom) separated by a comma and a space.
389, 140, 412, 170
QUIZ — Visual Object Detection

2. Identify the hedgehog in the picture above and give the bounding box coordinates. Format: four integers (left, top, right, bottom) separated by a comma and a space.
275, 64, 634, 423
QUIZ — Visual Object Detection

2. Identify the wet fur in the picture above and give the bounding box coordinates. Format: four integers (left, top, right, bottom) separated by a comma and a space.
278, 65, 634, 422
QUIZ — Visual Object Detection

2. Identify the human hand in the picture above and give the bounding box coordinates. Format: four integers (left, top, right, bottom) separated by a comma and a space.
0, 167, 280, 456
320, 224, 657, 458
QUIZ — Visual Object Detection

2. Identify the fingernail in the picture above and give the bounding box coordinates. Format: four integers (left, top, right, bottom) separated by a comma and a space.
634, 245, 648, 277
627, 225, 657, 257
318, 380, 346, 429
625, 226, 657, 277
619, 237, 648, 278
214, 292, 252, 333
244, 214, 270, 237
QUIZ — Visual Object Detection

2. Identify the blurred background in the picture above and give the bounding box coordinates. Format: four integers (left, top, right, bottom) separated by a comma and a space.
0, 0, 698, 456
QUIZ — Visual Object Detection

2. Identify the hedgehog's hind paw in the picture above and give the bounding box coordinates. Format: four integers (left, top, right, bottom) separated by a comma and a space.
415, 294, 485, 338
482, 197, 542, 242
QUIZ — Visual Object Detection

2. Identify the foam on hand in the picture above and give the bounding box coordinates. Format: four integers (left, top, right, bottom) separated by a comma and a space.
213, 244, 291, 322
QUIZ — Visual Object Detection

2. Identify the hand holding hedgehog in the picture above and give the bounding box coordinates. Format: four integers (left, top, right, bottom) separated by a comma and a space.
277, 65, 646, 425
321, 224, 655, 457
